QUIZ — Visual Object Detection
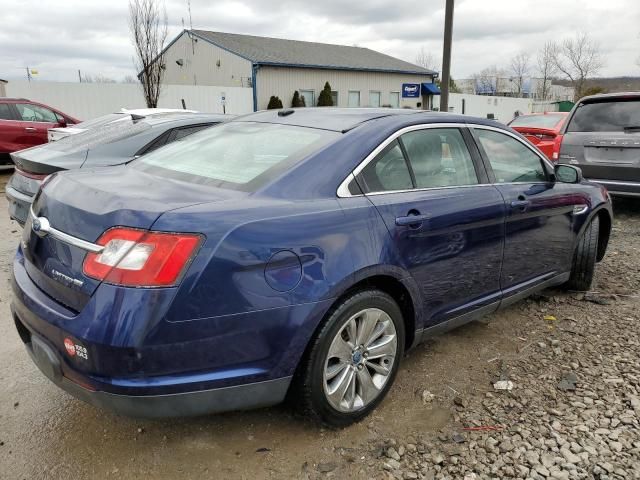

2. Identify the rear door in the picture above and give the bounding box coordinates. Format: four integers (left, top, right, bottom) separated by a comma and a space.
356, 125, 505, 327
561, 97, 640, 189
472, 127, 578, 294
14, 103, 61, 149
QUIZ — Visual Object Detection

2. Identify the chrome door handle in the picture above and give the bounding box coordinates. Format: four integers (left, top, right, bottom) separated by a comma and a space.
25, 127, 37, 132
510, 200, 530, 208
395, 214, 431, 226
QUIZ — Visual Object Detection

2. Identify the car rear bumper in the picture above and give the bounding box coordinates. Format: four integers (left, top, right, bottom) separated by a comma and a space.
11, 249, 316, 417
588, 179, 640, 198
5, 184, 32, 225
19, 326, 290, 418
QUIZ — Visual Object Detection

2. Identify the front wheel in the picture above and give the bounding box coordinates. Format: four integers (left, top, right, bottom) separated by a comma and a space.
295, 290, 405, 427
564, 216, 599, 291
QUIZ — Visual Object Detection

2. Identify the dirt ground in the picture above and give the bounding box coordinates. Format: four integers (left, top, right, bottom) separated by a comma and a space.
0, 170, 638, 480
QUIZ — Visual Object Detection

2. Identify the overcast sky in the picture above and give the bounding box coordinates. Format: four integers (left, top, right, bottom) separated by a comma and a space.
1, 0, 639, 83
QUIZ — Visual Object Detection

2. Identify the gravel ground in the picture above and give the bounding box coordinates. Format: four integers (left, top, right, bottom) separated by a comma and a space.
0, 169, 638, 479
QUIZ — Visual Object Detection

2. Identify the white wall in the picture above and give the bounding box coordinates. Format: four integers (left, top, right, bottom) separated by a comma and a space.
162, 31, 253, 87
447, 93, 533, 123
4, 81, 253, 120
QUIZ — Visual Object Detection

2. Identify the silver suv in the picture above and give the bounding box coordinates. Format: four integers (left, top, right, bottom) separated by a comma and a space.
559, 92, 640, 198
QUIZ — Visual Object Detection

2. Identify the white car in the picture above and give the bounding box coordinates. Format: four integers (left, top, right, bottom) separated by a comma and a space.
47, 108, 198, 142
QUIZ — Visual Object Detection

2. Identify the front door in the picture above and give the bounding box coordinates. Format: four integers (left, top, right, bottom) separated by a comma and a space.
472, 127, 577, 295
14, 103, 60, 149
356, 126, 505, 328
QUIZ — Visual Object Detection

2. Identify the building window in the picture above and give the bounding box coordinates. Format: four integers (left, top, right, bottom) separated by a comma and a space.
369, 91, 381, 108
300, 89, 315, 107
331, 91, 339, 106
389, 91, 400, 108
348, 91, 360, 107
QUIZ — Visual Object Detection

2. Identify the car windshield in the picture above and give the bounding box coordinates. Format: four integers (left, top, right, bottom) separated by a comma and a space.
132, 122, 339, 191
510, 114, 565, 129
567, 99, 640, 132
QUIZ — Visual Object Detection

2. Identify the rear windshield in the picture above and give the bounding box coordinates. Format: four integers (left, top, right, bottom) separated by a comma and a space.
132, 122, 339, 191
44, 117, 151, 153
510, 114, 565, 129
567, 99, 640, 132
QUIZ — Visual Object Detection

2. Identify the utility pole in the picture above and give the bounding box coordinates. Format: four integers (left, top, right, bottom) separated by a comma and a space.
26, 66, 32, 82
78, 69, 82, 83
439, 0, 454, 112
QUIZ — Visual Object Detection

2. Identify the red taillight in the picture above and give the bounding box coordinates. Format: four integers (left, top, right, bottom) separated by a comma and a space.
83, 227, 202, 287
551, 134, 564, 162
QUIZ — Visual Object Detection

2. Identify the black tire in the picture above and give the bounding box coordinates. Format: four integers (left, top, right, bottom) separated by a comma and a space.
293, 289, 405, 428
564, 216, 599, 291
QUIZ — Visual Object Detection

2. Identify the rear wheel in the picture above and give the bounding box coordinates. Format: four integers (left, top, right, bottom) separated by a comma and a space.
564, 216, 599, 291
295, 290, 405, 427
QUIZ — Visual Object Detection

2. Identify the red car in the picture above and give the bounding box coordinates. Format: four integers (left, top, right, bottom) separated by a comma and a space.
0, 98, 79, 166
508, 112, 568, 161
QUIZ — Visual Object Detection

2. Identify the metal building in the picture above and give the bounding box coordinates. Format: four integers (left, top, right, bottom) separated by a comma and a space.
160, 30, 439, 111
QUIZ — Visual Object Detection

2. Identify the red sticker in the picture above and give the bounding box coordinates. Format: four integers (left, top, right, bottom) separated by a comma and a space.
64, 338, 76, 356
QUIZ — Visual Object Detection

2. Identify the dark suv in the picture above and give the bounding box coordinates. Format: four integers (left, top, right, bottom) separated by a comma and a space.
557, 92, 640, 197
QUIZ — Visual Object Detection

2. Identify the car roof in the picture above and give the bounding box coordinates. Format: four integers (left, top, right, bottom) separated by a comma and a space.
578, 91, 640, 103
233, 108, 492, 132
142, 113, 233, 126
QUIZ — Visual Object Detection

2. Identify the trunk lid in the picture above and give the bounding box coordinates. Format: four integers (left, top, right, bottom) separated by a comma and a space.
560, 132, 640, 182
23, 166, 244, 312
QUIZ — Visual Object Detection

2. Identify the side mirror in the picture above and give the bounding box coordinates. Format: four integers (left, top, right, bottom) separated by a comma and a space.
57, 117, 67, 128
554, 164, 583, 184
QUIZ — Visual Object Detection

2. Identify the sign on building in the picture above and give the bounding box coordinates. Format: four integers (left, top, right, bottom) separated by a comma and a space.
402, 83, 420, 98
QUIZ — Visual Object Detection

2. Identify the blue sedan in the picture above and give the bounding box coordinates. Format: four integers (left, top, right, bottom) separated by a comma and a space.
11, 108, 612, 426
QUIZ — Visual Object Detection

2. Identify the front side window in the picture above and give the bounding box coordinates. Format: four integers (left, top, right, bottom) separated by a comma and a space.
401, 128, 478, 188
348, 91, 360, 107
357, 140, 412, 193
475, 129, 547, 183
0, 103, 13, 120
16, 103, 58, 123
133, 122, 338, 191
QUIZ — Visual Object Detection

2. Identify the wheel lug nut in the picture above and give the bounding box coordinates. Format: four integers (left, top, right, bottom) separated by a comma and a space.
357, 364, 363, 370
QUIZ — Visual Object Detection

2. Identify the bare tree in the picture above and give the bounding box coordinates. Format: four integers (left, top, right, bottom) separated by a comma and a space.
509, 52, 530, 97
129, 0, 168, 107
552, 32, 604, 100
415, 46, 438, 71
536, 41, 558, 101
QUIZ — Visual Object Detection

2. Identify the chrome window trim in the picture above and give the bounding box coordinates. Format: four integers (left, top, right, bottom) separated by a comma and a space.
336, 122, 556, 198
589, 179, 640, 187
28, 208, 104, 253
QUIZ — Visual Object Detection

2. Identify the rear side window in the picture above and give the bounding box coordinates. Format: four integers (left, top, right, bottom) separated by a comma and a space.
567, 99, 640, 132
16, 103, 58, 123
475, 129, 547, 183
133, 122, 339, 191
401, 128, 478, 188
170, 124, 212, 141
0, 103, 13, 120
358, 140, 413, 192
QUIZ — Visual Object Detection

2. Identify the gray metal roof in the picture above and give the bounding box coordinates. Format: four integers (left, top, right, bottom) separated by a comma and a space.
190, 30, 436, 76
